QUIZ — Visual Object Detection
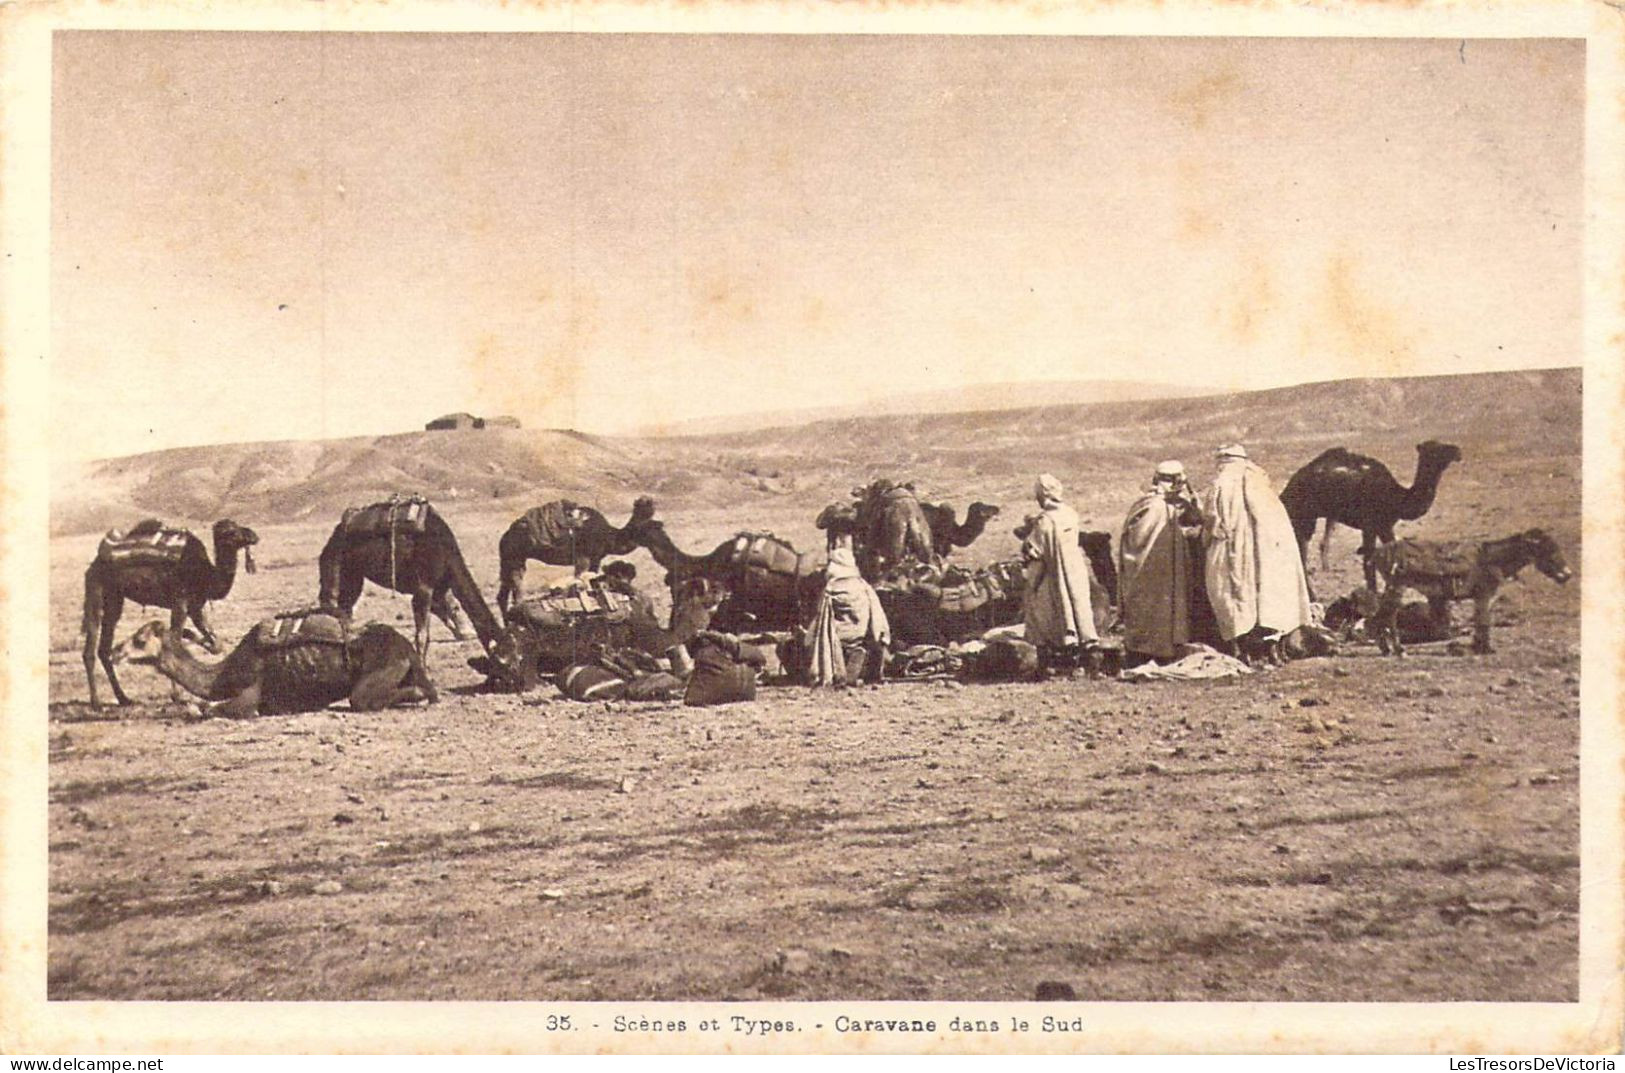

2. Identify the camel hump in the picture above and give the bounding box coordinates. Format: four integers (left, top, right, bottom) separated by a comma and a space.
524, 500, 591, 545
253, 611, 350, 649
733, 532, 806, 577
341, 495, 434, 538
97, 521, 191, 564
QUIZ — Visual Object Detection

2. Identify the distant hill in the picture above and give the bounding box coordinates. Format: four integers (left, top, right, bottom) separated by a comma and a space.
643, 378, 1218, 437
52, 368, 1582, 537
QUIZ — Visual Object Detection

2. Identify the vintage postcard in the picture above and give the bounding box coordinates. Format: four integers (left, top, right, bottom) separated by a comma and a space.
2, 0, 1621, 1056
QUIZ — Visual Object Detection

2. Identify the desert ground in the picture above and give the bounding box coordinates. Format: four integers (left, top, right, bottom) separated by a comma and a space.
44, 370, 1583, 1001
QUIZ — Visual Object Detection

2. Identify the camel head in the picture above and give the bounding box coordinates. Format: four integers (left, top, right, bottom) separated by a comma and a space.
968, 502, 1002, 523
112, 620, 170, 665
629, 496, 657, 525
671, 576, 728, 640
1519, 528, 1572, 584
113, 620, 212, 664
212, 519, 260, 574
475, 624, 541, 694
1416, 441, 1463, 468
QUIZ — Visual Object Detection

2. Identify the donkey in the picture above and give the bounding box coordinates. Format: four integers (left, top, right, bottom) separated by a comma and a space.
1366, 528, 1572, 656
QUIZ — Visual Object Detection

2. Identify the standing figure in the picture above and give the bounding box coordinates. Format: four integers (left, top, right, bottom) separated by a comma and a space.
806, 504, 892, 686
1019, 474, 1099, 673
1201, 444, 1313, 665
1118, 461, 1204, 663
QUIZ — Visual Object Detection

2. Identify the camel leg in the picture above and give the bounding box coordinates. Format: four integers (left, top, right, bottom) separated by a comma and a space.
1319, 520, 1337, 573
184, 602, 222, 655
98, 602, 135, 706
1373, 586, 1404, 656
334, 570, 364, 622
1358, 533, 1381, 592
211, 683, 261, 719
431, 590, 470, 641
1471, 593, 1496, 654
496, 558, 524, 621
412, 589, 432, 664
83, 599, 104, 710
349, 659, 410, 711
317, 528, 346, 615
1426, 593, 1452, 642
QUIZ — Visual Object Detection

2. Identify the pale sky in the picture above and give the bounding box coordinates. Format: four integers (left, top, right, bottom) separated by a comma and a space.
51, 33, 1583, 461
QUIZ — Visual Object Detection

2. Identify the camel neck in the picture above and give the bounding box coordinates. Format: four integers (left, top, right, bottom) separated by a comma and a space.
156, 638, 224, 700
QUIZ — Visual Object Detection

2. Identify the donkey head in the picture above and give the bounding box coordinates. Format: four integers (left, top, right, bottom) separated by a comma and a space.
1520, 528, 1572, 584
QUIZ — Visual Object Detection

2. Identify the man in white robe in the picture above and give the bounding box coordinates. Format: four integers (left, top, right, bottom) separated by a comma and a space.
1020, 473, 1099, 673
1201, 444, 1313, 663
1118, 460, 1203, 662
807, 506, 892, 686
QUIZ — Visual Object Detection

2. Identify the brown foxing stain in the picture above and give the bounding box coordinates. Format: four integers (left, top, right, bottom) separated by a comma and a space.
1174, 157, 1222, 245
464, 280, 592, 432
1315, 253, 1422, 378
688, 268, 759, 343
1222, 256, 1276, 345
1167, 63, 1243, 132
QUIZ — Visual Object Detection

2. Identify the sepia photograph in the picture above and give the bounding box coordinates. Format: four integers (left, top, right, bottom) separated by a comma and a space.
3, 0, 1622, 1056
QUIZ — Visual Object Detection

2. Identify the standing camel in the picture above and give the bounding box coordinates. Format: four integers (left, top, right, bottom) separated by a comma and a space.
1278, 440, 1463, 590
82, 519, 259, 709
494, 497, 657, 617
316, 498, 504, 664
920, 501, 1002, 561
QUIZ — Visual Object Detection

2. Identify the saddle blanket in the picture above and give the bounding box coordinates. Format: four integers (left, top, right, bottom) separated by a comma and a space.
512, 579, 634, 628
251, 611, 350, 649
97, 521, 191, 565
730, 532, 814, 578
340, 495, 432, 539
1382, 539, 1480, 598
523, 500, 589, 548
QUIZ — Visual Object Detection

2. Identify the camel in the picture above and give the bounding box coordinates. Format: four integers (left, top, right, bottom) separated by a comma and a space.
116, 613, 436, 717
1366, 528, 1571, 656
472, 575, 725, 692
82, 519, 260, 709
876, 560, 1027, 647
636, 521, 826, 632
920, 501, 1002, 560
1278, 440, 1463, 591
494, 497, 658, 617
316, 498, 505, 664
850, 479, 938, 579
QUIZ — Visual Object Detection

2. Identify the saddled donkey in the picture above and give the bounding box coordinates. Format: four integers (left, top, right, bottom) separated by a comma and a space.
1366, 528, 1571, 656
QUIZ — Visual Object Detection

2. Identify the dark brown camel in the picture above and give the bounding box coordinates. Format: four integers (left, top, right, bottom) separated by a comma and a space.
851, 479, 938, 578
494, 497, 657, 617
920, 501, 1002, 560
82, 519, 259, 709
1367, 528, 1571, 656
636, 521, 826, 633
116, 613, 437, 717
1278, 440, 1463, 590
472, 575, 725, 692
316, 500, 505, 665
